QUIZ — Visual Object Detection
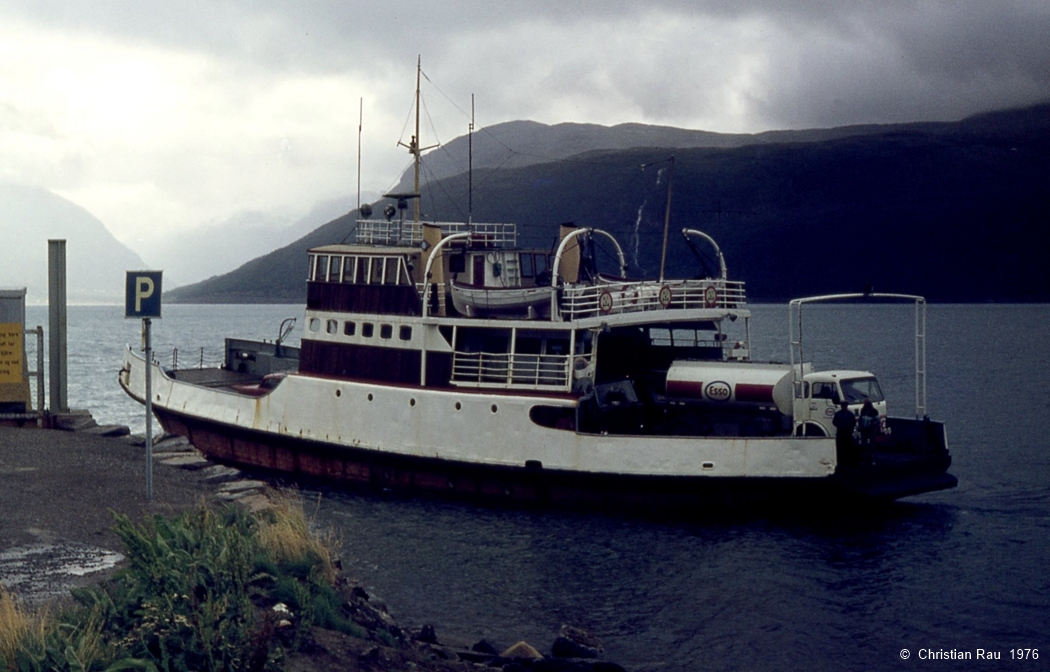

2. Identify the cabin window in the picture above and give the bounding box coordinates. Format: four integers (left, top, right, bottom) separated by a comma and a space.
380, 324, 393, 339
384, 259, 399, 285
370, 258, 385, 284
344, 321, 356, 336
675, 329, 703, 347
449, 254, 466, 274
362, 323, 374, 338
329, 256, 343, 282
326, 319, 338, 334
812, 382, 839, 401
307, 254, 316, 280
649, 328, 672, 346
308, 318, 320, 332
356, 257, 369, 284
841, 377, 884, 404
342, 257, 356, 283
647, 327, 714, 347
521, 254, 535, 278
399, 326, 412, 341
315, 255, 330, 282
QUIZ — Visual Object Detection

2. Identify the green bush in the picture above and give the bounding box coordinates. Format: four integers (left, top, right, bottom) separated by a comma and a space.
1, 500, 351, 672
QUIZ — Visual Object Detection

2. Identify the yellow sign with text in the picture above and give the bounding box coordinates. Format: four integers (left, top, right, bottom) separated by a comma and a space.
0, 322, 24, 385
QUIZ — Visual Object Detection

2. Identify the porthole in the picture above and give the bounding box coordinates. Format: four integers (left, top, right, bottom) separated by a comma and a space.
335, 389, 341, 397
455, 402, 462, 411
409, 398, 416, 407
490, 404, 498, 414
367, 393, 373, 402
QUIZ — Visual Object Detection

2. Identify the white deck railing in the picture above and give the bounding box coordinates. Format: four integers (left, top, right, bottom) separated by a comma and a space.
558, 279, 746, 320
355, 220, 517, 247
451, 351, 572, 390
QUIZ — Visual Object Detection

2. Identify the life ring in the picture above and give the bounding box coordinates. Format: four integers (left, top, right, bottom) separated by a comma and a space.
704, 285, 718, 309
598, 291, 613, 313
658, 285, 672, 308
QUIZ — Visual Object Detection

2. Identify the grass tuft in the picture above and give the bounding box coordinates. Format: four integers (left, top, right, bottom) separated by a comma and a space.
256, 490, 339, 585
0, 586, 42, 667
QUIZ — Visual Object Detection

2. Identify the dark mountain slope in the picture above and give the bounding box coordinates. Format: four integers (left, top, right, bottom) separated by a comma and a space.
168, 103, 1050, 303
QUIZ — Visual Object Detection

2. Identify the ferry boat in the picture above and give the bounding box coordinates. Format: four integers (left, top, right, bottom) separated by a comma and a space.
118, 210, 956, 510
118, 66, 955, 511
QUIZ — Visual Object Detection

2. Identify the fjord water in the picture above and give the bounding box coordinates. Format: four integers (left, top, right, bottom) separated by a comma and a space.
27, 303, 1050, 670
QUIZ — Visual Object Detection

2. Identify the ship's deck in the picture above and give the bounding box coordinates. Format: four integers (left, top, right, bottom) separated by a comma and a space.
168, 368, 262, 389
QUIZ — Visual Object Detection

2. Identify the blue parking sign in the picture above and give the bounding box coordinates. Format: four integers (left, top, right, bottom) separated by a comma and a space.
125, 271, 163, 318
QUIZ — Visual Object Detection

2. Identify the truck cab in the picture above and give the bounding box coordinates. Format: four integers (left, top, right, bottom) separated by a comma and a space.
793, 370, 887, 437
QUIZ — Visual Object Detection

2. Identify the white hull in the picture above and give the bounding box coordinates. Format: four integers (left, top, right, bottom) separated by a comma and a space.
121, 348, 836, 481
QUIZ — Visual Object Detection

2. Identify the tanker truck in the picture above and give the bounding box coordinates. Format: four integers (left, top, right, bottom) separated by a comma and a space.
662, 360, 888, 438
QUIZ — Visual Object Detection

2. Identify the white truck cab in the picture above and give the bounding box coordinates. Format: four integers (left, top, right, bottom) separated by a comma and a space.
793, 370, 887, 437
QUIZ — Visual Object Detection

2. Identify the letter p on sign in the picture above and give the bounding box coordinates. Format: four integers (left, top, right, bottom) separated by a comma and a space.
125, 271, 163, 318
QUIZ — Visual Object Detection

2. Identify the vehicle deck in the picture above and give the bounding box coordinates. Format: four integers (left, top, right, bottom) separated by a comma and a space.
168, 368, 262, 389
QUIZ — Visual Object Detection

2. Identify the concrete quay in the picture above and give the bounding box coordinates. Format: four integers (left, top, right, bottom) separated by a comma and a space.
0, 418, 269, 603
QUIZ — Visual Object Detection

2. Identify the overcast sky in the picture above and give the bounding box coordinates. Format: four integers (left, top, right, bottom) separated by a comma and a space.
1, 1, 1047, 252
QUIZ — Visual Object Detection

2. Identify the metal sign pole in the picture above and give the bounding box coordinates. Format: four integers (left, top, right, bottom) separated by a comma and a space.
126, 270, 161, 501
144, 317, 153, 500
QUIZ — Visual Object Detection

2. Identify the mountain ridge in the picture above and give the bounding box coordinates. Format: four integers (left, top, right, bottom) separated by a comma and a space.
166, 102, 1050, 304
0, 183, 148, 304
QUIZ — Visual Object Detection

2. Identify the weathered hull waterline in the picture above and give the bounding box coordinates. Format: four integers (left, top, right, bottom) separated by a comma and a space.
120, 343, 956, 511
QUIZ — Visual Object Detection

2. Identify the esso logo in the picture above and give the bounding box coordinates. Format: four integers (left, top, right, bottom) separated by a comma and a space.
705, 381, 732, 402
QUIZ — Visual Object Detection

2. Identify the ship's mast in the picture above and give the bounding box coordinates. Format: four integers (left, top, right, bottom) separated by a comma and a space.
356, 97, 362, 214
659, 155, 675, 283
469, 93, 474, 224
412, 56, 422, 223
393, 57, 439, 225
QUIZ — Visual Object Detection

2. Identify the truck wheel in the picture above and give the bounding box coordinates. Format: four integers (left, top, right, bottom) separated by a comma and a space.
794, 422, 828, 437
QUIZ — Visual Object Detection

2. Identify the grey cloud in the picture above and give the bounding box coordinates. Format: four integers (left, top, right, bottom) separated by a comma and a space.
6, 1, 1048, 132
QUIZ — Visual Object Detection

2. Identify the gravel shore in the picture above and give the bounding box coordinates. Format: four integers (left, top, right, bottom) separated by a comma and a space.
0, 424, 221, 601
0, 423, 630, 671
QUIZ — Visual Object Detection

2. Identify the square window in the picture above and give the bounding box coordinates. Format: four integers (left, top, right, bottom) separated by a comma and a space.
344, 321, 356, 336
371, 258, 385, 284
399, 326, 412, 341
362, 323, 374, 338
384, 259, 399, 285
380, 324, 393, 339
